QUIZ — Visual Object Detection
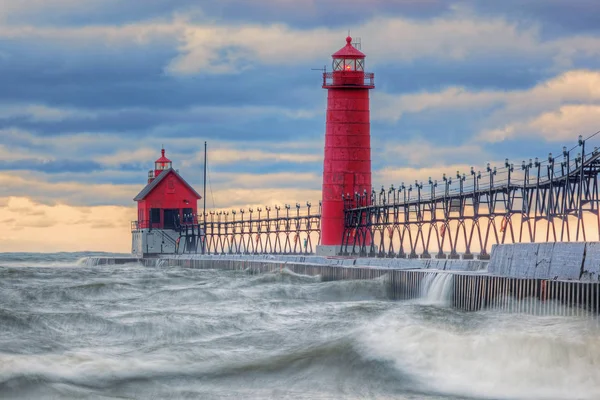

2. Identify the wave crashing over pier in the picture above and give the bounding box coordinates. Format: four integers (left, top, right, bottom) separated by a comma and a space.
420, 272, 454, 305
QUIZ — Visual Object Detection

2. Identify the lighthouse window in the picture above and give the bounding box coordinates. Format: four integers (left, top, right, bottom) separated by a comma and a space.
334, 58, 360, 71
155, 161, 172, 170
333, 58, 343, 71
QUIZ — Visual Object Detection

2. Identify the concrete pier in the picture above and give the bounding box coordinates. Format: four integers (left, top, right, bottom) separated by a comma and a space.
87, 244, 600, 318
489, 242, 600, 282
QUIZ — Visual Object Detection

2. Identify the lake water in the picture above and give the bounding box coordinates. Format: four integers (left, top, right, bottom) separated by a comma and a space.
1, 252, 599, 399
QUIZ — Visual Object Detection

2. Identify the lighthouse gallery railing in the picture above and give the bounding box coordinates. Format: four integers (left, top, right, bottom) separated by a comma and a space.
322, 72, 374, 87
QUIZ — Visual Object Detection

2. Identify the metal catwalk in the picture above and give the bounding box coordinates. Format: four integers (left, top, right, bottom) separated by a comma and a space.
180, 133, 600, 257
179, 203, 321, 255
342, 133, 600, 258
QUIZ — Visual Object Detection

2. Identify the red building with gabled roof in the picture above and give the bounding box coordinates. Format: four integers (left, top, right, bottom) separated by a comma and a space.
131, 148, 201, 256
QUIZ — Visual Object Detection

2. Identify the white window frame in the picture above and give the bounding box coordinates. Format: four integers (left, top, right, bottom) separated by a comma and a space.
356, 59, 364, 71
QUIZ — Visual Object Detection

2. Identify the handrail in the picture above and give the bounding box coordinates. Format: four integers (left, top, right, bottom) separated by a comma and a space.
322, 71, 374, 87
345, 133, 600, 211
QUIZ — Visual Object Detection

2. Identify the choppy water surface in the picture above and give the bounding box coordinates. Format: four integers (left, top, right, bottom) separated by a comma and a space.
1, 253, 599, 400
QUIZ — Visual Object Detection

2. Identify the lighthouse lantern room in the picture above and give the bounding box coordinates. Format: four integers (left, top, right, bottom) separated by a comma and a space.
131, 148, 201, 256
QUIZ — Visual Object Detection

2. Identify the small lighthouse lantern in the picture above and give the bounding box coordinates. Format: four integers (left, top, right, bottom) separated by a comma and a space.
323, 36, 374, 88
154, 148, 172, 175
332, 37, 364, 71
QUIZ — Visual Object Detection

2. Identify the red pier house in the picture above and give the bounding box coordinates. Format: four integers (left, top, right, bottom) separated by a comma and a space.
316, 36, 374, 256
131, 148, 201, 256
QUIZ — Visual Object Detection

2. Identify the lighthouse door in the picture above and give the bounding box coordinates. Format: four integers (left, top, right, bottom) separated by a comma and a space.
163, 209, 179, 230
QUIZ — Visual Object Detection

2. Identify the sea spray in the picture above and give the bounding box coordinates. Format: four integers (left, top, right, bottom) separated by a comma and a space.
420, 272, 453, 305
358, 309, 600, 400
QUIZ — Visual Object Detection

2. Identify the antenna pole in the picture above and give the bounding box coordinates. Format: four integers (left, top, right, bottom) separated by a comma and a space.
203, 141, 207, 254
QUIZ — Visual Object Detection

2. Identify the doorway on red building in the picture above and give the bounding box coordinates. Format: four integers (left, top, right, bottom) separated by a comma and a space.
150, 208, 161, 229
163, 209, 179, 230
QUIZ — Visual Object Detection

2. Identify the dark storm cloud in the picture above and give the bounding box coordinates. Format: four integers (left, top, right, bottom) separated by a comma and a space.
197, 0, 452, 29
0, 159, 104, 174
1, 0, 201, 26
170, 0, 600, 35
0, 107, 324, 145
188, 159, 322, 176
0, 0, 597, 209
18, 0, 598, 36
42, 170, 152, 186
0, 31, 320, 112
4, 0, 452, 29
117, 163, 147, 172
0, 37, 179, 109
466, 0, 600, 36
375, 57, 550, 94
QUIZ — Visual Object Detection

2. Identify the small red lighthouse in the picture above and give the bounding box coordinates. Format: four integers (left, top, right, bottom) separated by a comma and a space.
317, 36, 374, 256
131, 148, 201, 256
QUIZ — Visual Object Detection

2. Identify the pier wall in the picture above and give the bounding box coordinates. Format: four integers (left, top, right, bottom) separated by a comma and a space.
489, 242, 600, 282
162, 254, 488, 271
89, 250, 600, 317
131, 229, 179, 257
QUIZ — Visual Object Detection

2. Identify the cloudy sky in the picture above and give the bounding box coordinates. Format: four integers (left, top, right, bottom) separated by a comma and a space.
1, 0, 599, 252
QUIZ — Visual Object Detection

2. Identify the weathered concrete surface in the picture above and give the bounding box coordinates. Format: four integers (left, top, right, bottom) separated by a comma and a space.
582, 242, 600, 282
548, 242, 585, 280
490, 242, 599, 281
534, 243, 553, 279
158, 253, 487, 272
315, 245, 340, 257
132, 229, 179, 257
92, 241, 600, 282
490, 244, 511, 277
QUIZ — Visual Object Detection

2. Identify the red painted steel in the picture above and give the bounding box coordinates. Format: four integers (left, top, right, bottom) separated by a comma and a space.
321, 36, 374, 246
154, 148, 172, 180
136, 149, 200, 229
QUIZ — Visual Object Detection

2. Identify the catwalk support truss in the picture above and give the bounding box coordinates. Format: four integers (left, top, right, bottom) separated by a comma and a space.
180, 203, 321, 255
180, 133, 600, 257
342, 134, 600, 258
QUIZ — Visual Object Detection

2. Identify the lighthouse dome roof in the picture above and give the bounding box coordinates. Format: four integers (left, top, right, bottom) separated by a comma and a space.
155, 148, 171, 163
331, 36, 366, 59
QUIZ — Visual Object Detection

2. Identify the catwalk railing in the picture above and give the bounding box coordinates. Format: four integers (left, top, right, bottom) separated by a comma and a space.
342, 133, 600, 258
178, 132, 600, 257
179, 203, 321, 255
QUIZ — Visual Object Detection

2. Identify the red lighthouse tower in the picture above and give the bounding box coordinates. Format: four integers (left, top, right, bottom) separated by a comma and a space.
317, 36, 374, 256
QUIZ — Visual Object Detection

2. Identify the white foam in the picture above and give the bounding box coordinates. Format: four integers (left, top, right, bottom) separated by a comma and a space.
358, 311, 600, 400
0, 351, 201, 385
279, 267, 321, 282
77, 257, 97, 267
0, 260, 81, 268
420, 272, 453, 306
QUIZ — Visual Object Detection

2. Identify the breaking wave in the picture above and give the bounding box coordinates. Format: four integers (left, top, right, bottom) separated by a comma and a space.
359, 308, 600, 400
